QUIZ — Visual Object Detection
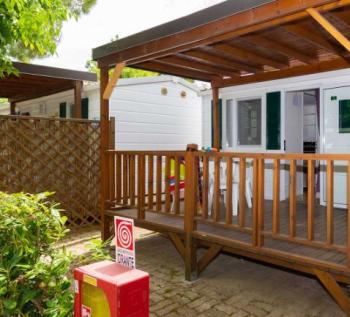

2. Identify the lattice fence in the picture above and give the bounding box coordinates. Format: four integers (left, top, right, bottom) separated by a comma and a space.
0, 115, 101, 227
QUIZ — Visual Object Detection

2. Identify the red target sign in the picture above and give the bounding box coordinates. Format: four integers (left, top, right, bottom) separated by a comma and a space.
115, 216, 135, 269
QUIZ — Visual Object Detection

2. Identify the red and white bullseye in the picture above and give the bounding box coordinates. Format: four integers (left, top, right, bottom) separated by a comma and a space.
117, 221, 132, 249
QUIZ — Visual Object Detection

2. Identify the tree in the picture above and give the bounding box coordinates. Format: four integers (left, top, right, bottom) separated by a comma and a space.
0, 0, 97, 77
85, 60, 159, 80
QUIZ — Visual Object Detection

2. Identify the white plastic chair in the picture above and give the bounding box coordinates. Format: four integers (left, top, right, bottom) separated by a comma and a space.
208, 159, 252, 216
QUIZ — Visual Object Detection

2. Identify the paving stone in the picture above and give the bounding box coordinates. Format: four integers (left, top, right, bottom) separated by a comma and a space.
156, 302, 180, 315
231, 310, 251, 317
215, 303, 238, 315
176, 306, 200, 317
195, 299, 219, 313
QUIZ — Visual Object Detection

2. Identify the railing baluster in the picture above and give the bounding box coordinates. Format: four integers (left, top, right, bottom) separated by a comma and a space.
289, 159, 297, 238
258, 158, 265, 247
148, 155, 154, 210
165, 156, 171, 213
156, 156, 162, 211
116, 153, 121, 204
213, 156, 221, 222
252, 158, 259, 246
307, 159, 315, 241
226, 156, 233, 225
347, 161, 350, 267
239, 158, 246, 227
272, 159, 280, 235
109, 153, 116, 206
129, 155, 135, 206
202, 155, 209, 219
327, 159, 334, 245
174, 156, 180, 214
123, 154, 128, 205
137, 154, 145, 219
194, 154, 199, 217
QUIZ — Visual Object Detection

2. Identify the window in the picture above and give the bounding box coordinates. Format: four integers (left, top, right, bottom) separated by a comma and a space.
339, 99, 350, 133
237, 98, 262, 146
226, 99, 233, 148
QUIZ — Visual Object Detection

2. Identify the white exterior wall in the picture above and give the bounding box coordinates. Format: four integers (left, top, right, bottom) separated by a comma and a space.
0, 103, 10, 115
15, 89, 91, 118
201, 68, 350, 202
15, 90, 67, 117
107, 77, 202, 150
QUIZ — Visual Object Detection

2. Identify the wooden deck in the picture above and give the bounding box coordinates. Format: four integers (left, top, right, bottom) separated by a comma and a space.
108, 197, 349, 275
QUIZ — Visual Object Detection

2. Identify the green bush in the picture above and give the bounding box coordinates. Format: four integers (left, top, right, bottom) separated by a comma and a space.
0, 192, 73, 317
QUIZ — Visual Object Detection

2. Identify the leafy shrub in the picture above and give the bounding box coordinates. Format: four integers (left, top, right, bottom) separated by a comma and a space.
0, 192, 73, 317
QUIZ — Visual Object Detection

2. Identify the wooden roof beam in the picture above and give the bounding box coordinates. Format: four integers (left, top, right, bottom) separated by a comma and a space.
97, 0, 348, 67
213, 58, 349, 88
183, 50, 261, 74
136, 61, 216, 82
158, 55, 240, 78
284, 23, 349, 57
307, 7, 350, 53
246, 34, 318, 64
211, 43, 289, 69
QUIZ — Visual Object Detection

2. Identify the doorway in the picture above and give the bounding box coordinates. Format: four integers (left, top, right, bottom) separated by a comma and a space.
285, 89, 320, 195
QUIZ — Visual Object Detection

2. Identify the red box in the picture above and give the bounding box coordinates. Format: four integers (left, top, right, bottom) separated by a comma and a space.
74, 260, 149, 317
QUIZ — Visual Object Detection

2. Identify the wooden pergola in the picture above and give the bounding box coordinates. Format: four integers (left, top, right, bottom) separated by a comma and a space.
94, 0, 350, 161
93, 0, 350, 313
0, 62, 97, 117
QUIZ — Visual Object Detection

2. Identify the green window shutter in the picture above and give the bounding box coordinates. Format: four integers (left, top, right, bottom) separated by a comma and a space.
339, 99, 350, 133
59, 102, 66, 118
266, 91, 281, 150
211, 99, 222, 149
81, 98, 89, 119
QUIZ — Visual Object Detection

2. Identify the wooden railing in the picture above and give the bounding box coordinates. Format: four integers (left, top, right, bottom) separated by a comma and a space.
106, 150, 350, 266
106, 151, 187, 217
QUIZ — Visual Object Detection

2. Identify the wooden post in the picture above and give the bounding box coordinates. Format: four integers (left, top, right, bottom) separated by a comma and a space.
100, 66, 111, 240
10, 101, 16, 115
184, 150, 197, 281
74, 80, 83, 118
212, 86, 220, 150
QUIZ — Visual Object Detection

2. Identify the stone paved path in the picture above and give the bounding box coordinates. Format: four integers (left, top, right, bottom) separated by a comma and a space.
135, 233, 345, 317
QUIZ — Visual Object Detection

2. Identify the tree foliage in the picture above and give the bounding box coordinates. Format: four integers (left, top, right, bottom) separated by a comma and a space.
0, 0, 97, 77
0, 192, 72, 316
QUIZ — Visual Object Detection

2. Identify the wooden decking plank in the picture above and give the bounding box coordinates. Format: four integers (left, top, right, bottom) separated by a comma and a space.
106, 194, 349, 277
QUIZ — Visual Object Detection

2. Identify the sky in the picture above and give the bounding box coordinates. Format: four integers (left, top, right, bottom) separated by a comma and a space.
33, 0, 225, 71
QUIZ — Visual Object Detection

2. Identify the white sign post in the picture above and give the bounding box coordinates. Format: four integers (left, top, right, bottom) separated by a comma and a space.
114, 216, 136, 269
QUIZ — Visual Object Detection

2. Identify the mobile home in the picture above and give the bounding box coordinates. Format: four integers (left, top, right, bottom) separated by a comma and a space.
11, 76, 202, 150
202, 68, 350, 208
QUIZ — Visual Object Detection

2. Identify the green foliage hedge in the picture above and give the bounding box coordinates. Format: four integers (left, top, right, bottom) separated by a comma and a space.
0, 192, 73, 317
